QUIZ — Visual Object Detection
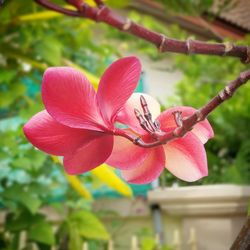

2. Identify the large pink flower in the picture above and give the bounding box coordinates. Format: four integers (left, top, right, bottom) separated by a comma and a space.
107, 94, 214, 184
24, 56, 214, 185
23, 56, 141, 174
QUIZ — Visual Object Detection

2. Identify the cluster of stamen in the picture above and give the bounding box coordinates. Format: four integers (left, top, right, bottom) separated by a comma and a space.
134, 96, 161, 137
134, 96, 187, 143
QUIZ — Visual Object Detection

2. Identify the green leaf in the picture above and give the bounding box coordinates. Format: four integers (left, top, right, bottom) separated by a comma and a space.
17, 191, 41, 214
106, 0, 130, 8
3, 185, 41, 214
68, 223, 83, 250
34, 37, 62, 65
141, 237, 156, 250
0, 70, 16, 82
12, 157, 33, 170
6, 210, 46, 234
68, 210, 110, 240
28, 220, 55, 245
6, 211, 31, 231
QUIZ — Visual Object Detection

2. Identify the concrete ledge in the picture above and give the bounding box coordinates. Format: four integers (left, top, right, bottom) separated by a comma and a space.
148, 184, 250, 216
93, 197, 150, 218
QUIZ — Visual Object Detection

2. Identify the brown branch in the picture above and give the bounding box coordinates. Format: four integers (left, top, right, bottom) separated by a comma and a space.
34, 0, 250, 63
230, 216, 250, 250
114, 69, 250, 148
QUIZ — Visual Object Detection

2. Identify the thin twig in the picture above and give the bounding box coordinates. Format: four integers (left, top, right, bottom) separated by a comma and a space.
114, 69, 250, 148
34, 0, 250, 63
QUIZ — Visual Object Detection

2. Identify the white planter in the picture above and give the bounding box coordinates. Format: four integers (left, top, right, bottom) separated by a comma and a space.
148, 184, 250, 250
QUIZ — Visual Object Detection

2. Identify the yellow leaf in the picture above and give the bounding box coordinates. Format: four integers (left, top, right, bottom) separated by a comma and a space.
14, 5, 76, 23
91, 164, 133, 197
65, 174, 93, 200
51, 155, 61, 164
85, 0, 96, 6
5, 51, 48, 70
17, 11, 62, 22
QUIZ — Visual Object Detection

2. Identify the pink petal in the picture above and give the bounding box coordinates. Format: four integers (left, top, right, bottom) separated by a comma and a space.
64, 135, 113, 174
42, 67, 106, 131
23, 110, 101, 155
163, 133, 208, 182
116, 93, 161, 134
121, 147, 165, 184
97, 57, 141, 125
106, 131, 150, 170
158, 106, 214, 144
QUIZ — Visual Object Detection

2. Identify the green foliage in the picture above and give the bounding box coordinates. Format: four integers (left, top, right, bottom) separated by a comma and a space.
67, 210, 110, 240
5, 209, 55, 247
34, 36, 63, 66
56, 210, 110, 249
137, 228, 174, 250
28, 220, 55, 245
103, 11, 175, 60
154, 0, 233, 15
141, 237, 156, 250
106, 0, 130, 8
2, 184, 42, 214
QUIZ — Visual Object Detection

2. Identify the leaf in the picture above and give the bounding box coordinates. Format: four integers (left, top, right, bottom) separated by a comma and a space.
91, 164, 133, 197
0, 70, 16, 82
141, 237, 156, 250
6, 212, 30, 231
65, 174, 92, 200
17, 10, 62, 22
17, 192, 41, 214
68, 210, 110, 240
234, 141, 250, 183
6, 210, 45, 232
28, 220, 55, 245
3, 185, 41, 214
34, 37, 62, 66
0, 82, 26, 108
106, 0, 130, 8
12, 157, 32, 170
68, 223, 83, 250
30, 150, 47, 170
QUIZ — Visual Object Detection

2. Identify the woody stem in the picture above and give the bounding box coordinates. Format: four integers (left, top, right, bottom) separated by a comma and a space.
34, 0, 250, 63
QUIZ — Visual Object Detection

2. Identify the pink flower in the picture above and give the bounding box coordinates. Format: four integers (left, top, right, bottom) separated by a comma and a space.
23, 56, 142, 174
106, 93, 214, 184
24, 55, 214, 185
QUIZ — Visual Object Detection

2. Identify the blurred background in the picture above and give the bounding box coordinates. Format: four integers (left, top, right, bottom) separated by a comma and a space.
0, 0, 250, 249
